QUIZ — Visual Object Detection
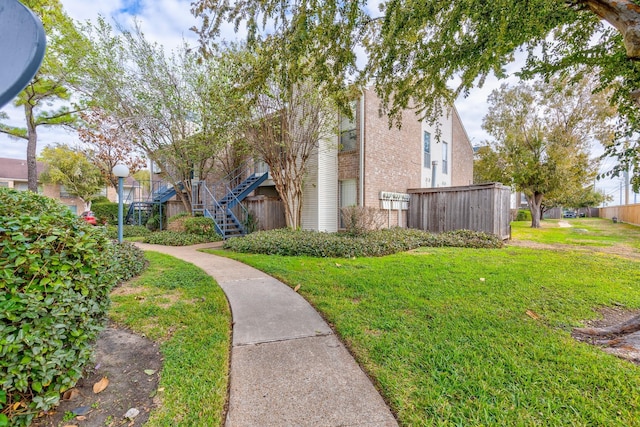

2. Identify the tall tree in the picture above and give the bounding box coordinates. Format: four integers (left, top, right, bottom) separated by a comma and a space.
247, 77, 336, 229
0, 0, 89, 191
82, 19, 242, 211
191, 0, 640, 183
476, 75, 615, 227
39, 144, 105, 211
77, 108, 147, 189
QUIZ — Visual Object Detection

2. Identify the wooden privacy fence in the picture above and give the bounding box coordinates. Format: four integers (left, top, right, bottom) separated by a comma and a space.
244, 196, 286, 231
599, 204, 640, 226
408, 183, 511, 240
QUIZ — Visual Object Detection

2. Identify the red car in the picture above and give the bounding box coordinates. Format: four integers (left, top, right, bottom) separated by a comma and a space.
80, 211, 98, 226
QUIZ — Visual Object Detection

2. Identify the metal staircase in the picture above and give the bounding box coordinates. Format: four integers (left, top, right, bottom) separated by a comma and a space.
125, 183, 179, 227
193, 163, 268, 239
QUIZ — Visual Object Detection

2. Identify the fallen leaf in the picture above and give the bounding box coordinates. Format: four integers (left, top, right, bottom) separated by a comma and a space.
335, 263, 342, 267
144, 369, 156, 376
526, 310, 541, 320
62, 388, 79, 401
62, 425, 78, 427
93, 377, 109, 394
293, 284, 301, 292
76, 416, 87, 421
479, 278, 485, 282
157, 387, 165, 392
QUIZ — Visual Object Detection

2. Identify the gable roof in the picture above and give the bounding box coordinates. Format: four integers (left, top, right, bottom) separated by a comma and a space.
0, 157, 45, 180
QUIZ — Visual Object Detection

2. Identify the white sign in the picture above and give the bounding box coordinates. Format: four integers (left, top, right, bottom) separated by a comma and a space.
379, 191, 409, 210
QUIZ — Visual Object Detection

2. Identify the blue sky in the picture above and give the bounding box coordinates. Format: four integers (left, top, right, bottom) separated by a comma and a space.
1, 0, 631, 204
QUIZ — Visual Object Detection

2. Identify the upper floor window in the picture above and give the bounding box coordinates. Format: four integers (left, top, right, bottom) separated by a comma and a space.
423, 131, 431, 167
339, 101, 357, 152
442, 141, 449, 174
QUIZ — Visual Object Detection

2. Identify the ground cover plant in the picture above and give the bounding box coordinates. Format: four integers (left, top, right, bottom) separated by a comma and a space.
0, 189, 117, 426
108, 251, 231, 426
223, 228, 502, 257
142, 230, 222, 246
215, 235, 640, 425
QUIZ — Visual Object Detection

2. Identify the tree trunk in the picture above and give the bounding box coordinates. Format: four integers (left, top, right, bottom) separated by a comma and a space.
527, 192, 544, 228
25, 103, 38, 192
574, 314, 640, 336
280, 182, 303, 229
585, 0, 640, 59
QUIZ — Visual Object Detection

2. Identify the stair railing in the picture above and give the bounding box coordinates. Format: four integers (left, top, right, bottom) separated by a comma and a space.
201, 184, 236, 237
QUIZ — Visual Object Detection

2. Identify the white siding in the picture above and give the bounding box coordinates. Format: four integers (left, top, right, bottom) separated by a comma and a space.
301, 150, 319, 231
301, 135, 339, 232
317, 136, 339, 232
421, 110, 453, 188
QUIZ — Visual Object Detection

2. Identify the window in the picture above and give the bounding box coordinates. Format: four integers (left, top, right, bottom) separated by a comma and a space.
442, 141, 448, 174
423, 131, 431, 167
60, 185, 73, 198
339, 101, 357, 152
339, 179, 357, 228
0, 182, 8, 188
14, 182, 28, 192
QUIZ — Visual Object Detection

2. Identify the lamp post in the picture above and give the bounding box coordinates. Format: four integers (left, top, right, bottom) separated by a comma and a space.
112, 163, 129, 243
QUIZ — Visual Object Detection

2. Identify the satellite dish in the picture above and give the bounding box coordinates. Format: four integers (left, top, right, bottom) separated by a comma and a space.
0, 0, 46, 108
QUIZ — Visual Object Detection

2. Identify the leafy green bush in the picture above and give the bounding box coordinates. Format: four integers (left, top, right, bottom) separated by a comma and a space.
92, 202, 122, 225
105, 225, 151, 239
168, 212, 191, 224
0, 189, 117, 426
167, 213, 190, 232
515, 209, 532, 221
223, 228, 502, 258
183, 216, 218, 237
111, 242, 148, 282
143, 231, 221, 246
91, 196, 110, 204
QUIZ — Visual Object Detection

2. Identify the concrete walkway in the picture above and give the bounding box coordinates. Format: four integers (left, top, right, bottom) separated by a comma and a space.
135, 242, 398, 427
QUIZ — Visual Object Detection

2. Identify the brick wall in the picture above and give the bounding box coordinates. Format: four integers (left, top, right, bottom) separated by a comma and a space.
335, 89, 473, 229
451, 108, 474, 186
362, 89, 422, 227
41, 183, 86, 213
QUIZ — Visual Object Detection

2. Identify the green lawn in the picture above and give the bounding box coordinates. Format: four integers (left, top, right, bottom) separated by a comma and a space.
214, 224, 640, 426
109, 252, 231, 426
512, 217, 640, 249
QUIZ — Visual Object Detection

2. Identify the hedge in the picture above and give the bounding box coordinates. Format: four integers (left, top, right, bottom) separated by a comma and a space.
223, 228, 503, 258
0, 189, 117, 426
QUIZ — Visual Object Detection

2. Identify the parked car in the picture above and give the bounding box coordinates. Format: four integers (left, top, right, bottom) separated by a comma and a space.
80, 211, 97, 225
563, 210, 576, 218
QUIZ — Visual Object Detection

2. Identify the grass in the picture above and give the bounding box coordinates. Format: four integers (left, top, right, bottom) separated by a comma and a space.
512, 217, 640, 249
211, 220, 640, 426
108, 251, 231, 426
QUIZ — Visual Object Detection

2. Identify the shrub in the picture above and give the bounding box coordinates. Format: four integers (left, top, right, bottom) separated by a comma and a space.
167, 213, 191, 233
92, 202, 121, 225
143, 231, 221, 246
223, 227, 502, 258
0, 189, 117, 426
340, 206, 385, 236
183, 216, 218, 237
91, 196, 110, 204
110, 241, 148, 282
515, 209, 532, 221
105, 225, 151, 239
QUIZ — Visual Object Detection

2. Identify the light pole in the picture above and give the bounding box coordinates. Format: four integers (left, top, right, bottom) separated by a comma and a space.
112, 163, 130, 243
